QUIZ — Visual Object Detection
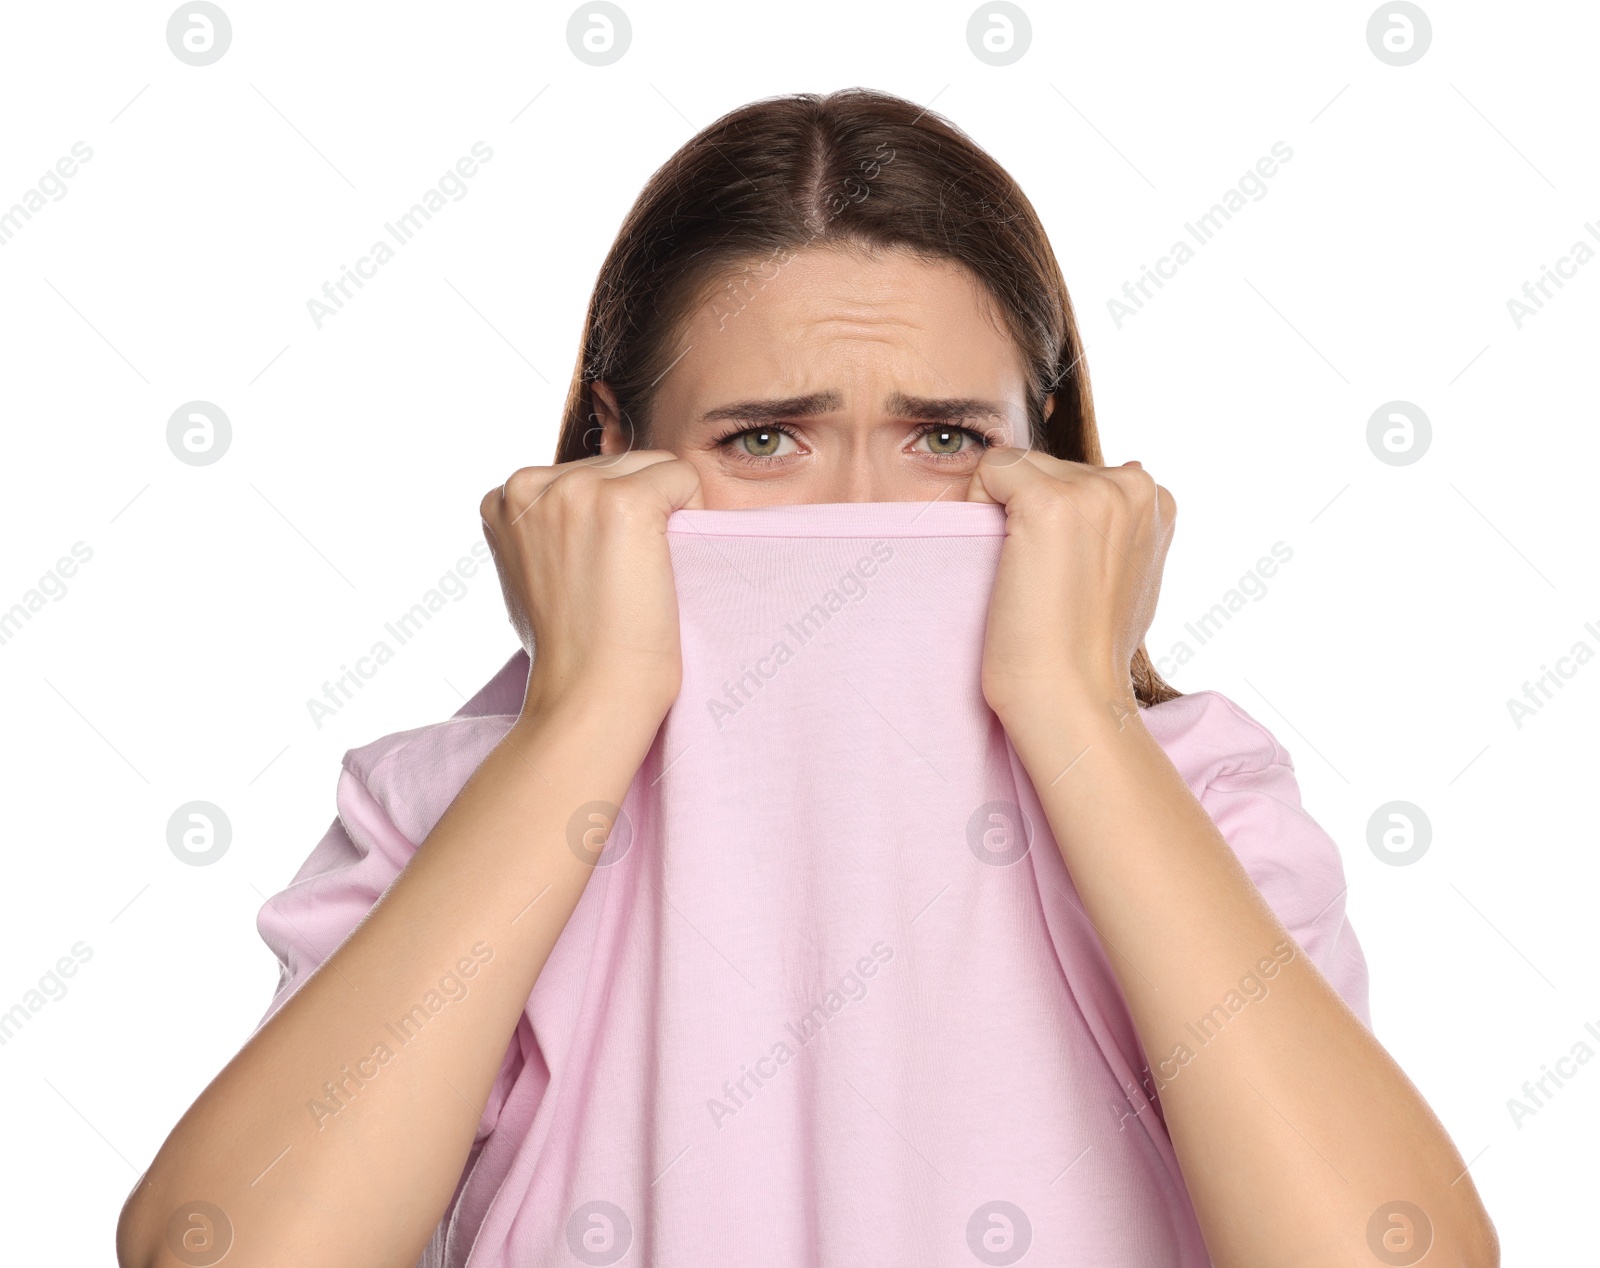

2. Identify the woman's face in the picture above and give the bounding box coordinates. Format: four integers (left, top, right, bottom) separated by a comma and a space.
593, 245, 1053, 509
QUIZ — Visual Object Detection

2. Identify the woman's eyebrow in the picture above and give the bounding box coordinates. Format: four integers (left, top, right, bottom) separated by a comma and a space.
884, 392, 1008, 422
699, 392, 842, 424
697, 390, 1006, 425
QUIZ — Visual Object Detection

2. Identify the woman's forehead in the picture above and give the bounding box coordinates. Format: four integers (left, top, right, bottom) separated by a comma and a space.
657, 246, 1029, 418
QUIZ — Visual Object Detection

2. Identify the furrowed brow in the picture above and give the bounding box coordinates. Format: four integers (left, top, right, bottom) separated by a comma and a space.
883, 392, 1008, 423
698, 392, 843, 424
697, 391, 1011, 427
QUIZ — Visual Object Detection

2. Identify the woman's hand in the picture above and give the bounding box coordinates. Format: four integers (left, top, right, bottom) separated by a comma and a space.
479, 450, 704, 724
965, 447, 1175, 723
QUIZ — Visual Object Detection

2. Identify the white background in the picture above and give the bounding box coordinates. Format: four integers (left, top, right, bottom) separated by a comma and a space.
1, 1, 1595, 1262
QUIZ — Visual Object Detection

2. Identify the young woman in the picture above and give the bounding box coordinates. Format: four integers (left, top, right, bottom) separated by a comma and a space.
119, 89, 1497, 1268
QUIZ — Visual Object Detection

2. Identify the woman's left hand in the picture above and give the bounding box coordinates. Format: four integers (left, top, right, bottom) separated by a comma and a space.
965, 446, 1176, 724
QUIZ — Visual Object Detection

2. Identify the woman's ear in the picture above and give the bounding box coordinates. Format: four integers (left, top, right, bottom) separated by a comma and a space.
1042, 392, 1056, 425
590, 380, 627, 456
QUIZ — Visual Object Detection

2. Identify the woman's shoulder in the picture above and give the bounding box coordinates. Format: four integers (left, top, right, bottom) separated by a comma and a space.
1138, 687, 1289, 791
339, 647, 530, 846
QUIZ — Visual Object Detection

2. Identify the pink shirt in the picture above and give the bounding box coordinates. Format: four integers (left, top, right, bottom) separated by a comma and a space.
254, 500, 1370, 1267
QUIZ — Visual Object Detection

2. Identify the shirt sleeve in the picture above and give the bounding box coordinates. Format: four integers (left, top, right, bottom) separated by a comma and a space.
1199, 754, 1373, 1031
252, 762, 523, 1145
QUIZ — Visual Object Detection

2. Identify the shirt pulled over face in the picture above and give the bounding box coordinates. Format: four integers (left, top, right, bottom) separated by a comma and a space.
255, 499, 1371, 1268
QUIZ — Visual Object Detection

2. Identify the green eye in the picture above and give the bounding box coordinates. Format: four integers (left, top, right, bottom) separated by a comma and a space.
914, 424, 988, 458
740, 429, 783, 457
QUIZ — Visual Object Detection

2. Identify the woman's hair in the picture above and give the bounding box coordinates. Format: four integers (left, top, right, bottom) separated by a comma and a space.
554, 87, 1181, 707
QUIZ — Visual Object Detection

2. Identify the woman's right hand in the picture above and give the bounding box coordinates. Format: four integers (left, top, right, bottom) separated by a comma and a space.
479, 450, 704, 726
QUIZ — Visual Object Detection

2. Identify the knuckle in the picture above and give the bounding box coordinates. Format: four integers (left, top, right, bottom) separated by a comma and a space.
498, 466, 568, 524
594, 482, 650, 527
1034, 482, 1081, 524
1119, 464, 1157, 496
501, 465, 547, 503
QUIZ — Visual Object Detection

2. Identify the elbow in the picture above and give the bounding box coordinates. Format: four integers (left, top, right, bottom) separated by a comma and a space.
115, 1178, 158, 1268
1438, 1186, 1501, 1268
1402, 1202, 1500, 1268
1461, 1207, 1501, 1268
116, 1175, 230, 1268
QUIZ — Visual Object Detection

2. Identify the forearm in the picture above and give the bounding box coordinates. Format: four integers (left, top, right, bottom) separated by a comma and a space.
1000, 683, 1496, 1268
119, 689, 661, 1268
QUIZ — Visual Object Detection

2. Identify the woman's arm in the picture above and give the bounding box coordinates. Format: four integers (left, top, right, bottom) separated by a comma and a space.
968, 445, 1497, 1266
116, 691, 662, 1268
1000, 687, 1496, 1267
119, 450, 703, 1268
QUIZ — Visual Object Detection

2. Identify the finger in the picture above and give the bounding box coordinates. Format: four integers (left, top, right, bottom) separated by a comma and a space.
584, 447, 682, 478
964, 445, 1077, 504
610, 453, 708, 513
543, 448, 683, 484
489, 449, 685, 531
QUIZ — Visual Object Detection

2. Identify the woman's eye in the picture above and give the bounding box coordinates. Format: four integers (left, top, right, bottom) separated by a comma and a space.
715, 422, 989, 465
731, 427, 797, 459
913, 425, 987, 458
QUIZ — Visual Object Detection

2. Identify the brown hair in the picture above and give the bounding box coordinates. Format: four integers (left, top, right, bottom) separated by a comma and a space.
553, 87, 1181, 708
